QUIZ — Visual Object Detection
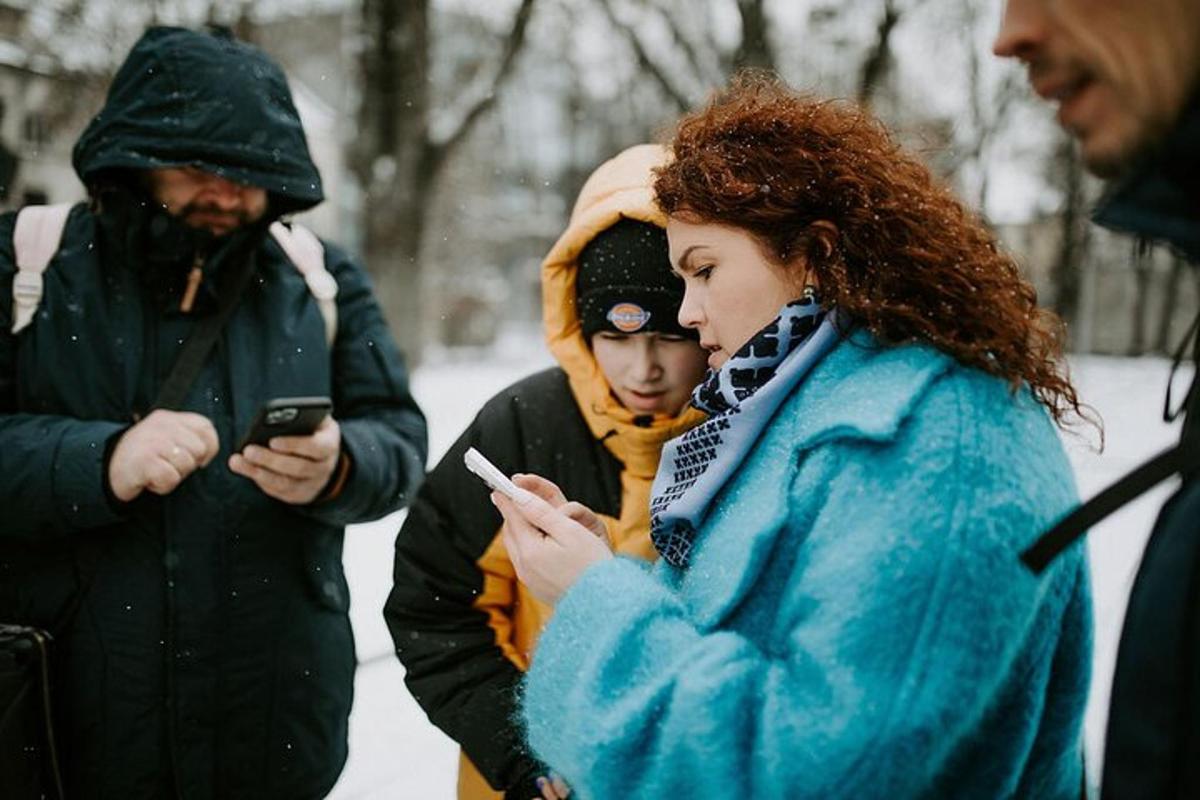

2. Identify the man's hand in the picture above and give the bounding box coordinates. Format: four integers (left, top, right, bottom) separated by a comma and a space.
108, 409, 220, 502
228, 416, 342, 505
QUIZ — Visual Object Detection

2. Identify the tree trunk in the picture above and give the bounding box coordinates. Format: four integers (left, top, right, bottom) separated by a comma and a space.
355, 0, 534, 363
356, 0, 433, 360
732, 0, 774, 71
857, 0, 900, 106
1051, 138, 1086, 339
1128, 240, 1153, 356
1155, 254, 1187, 354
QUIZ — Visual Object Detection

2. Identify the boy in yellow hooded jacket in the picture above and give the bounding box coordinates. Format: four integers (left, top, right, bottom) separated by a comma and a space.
384, 145, 707, 799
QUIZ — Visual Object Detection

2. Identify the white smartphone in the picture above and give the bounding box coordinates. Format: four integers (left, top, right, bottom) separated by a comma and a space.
463, 447, 522, 501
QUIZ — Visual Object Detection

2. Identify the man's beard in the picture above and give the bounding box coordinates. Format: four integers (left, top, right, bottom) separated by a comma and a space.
179, 203, 256, 236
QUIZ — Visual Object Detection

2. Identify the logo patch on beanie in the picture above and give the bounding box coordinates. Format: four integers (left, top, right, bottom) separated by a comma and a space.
607, 302, 651, 333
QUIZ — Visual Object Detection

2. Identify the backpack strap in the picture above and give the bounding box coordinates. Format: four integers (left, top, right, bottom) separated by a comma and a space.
1021, 434, 1200, 572
10, 203, 73, 335
1024, 311, 1200, 574
10, 209, 338, 348
269, 220, 338, 348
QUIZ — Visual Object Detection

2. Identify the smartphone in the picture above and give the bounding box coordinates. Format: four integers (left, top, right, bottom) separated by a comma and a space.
463, 447, 521, 501
238, 396, 332, 451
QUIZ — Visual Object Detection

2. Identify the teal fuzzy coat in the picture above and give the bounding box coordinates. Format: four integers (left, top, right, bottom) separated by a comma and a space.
522, 334, 1092, 799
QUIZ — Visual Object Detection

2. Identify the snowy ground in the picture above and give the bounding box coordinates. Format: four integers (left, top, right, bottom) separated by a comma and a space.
326, 337, 1192, 799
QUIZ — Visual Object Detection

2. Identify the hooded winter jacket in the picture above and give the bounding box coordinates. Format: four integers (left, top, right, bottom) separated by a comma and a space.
0, 27, 426, 799
1094, 95, 1200, 798
384, 145, 705, 799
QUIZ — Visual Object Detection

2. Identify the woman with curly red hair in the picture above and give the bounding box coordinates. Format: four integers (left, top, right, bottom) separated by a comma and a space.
494, 75, 1092, 800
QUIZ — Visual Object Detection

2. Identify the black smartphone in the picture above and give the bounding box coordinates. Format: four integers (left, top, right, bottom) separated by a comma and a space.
238, 396, 332, 451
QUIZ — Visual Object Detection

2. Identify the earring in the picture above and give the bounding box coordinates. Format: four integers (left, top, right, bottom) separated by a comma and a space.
802, 284, 818, 302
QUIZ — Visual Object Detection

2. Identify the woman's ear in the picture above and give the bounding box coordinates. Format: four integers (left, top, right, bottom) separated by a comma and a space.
807, 220, 839, 260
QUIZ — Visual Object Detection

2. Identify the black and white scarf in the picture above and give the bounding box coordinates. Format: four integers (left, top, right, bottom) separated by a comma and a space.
649, 298, 842, 568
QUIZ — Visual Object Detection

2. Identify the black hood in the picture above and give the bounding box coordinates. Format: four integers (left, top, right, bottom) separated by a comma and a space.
1094, 93, 1200, 263
73, 26, 323, 215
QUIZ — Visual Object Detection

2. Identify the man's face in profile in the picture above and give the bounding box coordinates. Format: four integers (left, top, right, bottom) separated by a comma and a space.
145, 166, 269, 237
994, 0, 1200, 177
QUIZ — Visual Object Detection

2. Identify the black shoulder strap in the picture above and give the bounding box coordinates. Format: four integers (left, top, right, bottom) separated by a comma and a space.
1021, 435, 1200, 572
1024, 307, 1200, 574
153, 247, 259, 411
52, 244, 260, 634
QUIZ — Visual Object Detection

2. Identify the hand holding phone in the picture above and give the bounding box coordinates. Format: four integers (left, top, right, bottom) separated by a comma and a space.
238, 396, 332, 452
230, 397, 342, 506
463, 447, 522, 500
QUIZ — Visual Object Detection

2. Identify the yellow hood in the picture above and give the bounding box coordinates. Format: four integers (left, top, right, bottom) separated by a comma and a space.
541, 144, 705, 477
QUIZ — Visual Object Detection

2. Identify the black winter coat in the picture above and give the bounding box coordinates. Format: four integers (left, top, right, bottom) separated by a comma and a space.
1094, 96, 1200, 798
385, 368, 624, 799
0, 27, 426, 800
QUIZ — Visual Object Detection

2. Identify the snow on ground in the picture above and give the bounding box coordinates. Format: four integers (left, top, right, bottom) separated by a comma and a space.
327, 341, 1192, 799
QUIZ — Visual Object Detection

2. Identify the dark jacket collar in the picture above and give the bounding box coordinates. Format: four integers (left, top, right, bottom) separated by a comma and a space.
1093, 95, 1200, 261
94, 185, 270, 310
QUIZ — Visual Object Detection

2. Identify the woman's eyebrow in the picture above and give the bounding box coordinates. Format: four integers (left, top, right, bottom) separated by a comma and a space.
673, 244, 708, 273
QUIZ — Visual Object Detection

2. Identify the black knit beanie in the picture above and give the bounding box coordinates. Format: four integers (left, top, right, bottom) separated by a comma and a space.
576, 218, 695, 339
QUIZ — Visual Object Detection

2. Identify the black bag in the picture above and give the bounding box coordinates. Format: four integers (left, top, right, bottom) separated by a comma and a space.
0, 625, 65, 799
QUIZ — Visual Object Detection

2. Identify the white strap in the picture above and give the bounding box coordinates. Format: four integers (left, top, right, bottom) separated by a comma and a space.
11, 203, 73, 335
269, 220, 337, 348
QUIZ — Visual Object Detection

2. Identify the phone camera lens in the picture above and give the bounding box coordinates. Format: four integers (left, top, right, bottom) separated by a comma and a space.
266, 408, 299, 425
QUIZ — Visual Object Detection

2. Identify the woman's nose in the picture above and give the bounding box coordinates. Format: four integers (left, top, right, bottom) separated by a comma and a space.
677, 287, 703, 330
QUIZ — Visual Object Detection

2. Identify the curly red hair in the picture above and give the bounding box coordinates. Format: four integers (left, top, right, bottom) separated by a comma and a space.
654, 73, 1090, 429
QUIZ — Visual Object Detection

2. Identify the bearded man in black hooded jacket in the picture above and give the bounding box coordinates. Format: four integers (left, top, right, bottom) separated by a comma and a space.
0, 27, 426, 799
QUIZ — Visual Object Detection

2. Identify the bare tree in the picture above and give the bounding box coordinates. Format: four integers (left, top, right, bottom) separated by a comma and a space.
1129, 239, 1154, 355
731, 0, 774, 71
1156, 254, 1191, 354
354, 0, 536, 359
1049, 133, 1090, 338
857, 0, 901, 106
595, 0, 694, 112
593, 0, 781, 113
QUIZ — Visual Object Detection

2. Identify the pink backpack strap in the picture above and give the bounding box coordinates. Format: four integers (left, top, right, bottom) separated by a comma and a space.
11, 203, 73, 335
269, 220, 337, 347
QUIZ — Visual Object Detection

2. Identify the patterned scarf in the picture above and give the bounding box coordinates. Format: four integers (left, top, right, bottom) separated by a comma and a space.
649, 298, 842, 568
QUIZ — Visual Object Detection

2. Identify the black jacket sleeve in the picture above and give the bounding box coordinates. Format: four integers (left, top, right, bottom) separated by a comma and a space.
386, 369, 624, 795
0, 210, 129, 540
302, 242, 427, 525
385, 380, 549, 794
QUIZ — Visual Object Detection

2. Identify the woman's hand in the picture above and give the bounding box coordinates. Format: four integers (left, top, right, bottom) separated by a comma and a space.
533, 772, 571, 799
492, 473, 613, 606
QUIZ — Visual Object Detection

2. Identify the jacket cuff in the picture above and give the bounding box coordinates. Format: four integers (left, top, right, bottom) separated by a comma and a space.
314, 449, 353, 504
330, 417, 422, 516
53, 421, 129, 530
504, 771, 546, 800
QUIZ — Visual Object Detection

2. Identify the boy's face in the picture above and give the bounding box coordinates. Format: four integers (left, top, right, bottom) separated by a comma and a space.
994, 0, 1200, 176
591, 331, 708, 417
145, 166, 268, 236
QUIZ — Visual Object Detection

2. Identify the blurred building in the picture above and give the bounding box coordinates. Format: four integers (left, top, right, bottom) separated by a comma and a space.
0, 2, 94, 209
0, 1, 357, 250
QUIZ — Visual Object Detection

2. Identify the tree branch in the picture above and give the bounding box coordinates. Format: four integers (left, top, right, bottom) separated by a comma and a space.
857, 0, 900, 105
596, 0, 693, 112
428, 0, 536, 174
732, 0, 775, 72
649, 0, 721, 86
